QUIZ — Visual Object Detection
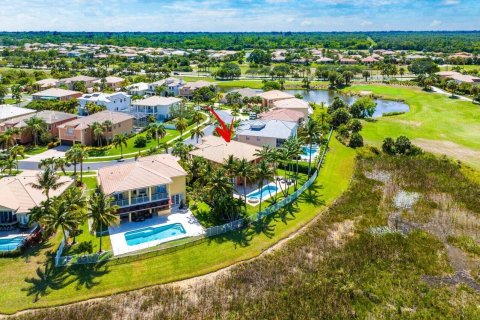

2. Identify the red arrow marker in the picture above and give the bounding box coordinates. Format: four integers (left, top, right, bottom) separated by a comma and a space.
208, 106, 234, 142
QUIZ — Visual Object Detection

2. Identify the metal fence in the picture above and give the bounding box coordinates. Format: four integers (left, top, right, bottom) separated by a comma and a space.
55, 129, 334, 267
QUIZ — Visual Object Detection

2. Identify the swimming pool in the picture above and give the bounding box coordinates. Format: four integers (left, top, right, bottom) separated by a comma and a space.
0, 236, 25, 251
247, 184, 278, 201
124, 223, 187, 246
302, 145, 319, 156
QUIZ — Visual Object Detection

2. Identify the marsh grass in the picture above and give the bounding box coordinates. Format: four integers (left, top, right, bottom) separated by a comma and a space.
15, 152, 480, 319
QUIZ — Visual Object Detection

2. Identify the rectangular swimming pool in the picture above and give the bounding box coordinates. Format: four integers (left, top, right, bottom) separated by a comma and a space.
247, 184, 278, 201
0, 236, 25, 251
124, 223, 187, 246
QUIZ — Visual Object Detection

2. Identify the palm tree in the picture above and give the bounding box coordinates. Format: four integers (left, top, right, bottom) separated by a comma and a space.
77, 146, 89, 183
112, 134, 128, 158
236, 158, 253, 210
91, 122, 104, 146
175, 117, 188, 137
0, 128, 20, 149
171, 142, 192, 161
54, 157, 70, 175
88, 188, 119, 252
66, 144, 83, 177
24, 116, 47, 146
3, 156, 16, 175
62, 187, 86, 244
190, 126, 205, 143
10, 145, 25, 172
0, 85, 7, 104
223, 154, 238, 186
148, 123, 167, 147
285, 137, 303, 189
192, 111, 203, 127
43, 196, 79, 244
38, 157, 55, 170
29, 167, 66, 202
11, 84, 22, 105
304, 118, 320, 177
255, 160, 274, 213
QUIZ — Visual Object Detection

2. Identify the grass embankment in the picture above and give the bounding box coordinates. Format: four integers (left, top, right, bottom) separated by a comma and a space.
0, 138, 355, 314
345, 84, 480, 169
15, 152, 480, 319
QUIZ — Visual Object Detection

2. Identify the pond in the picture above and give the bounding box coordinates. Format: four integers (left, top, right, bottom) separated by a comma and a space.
286, 90, 410, 117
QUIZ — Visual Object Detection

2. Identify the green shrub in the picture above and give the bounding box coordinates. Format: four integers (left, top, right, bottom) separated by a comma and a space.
134, 136, 147, 148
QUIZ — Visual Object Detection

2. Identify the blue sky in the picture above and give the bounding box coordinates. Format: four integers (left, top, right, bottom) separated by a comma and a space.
0, 0, 478, 32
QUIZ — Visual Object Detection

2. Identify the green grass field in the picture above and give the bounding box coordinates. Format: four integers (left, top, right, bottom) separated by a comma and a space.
344, 84, 480, 169
0, 138, 355, 314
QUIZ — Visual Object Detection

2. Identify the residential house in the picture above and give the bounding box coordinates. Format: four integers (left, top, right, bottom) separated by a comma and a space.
102, 76, 125, 90
32, 88, 82, 101
189, 135, 261, 166
97, 154, 187, 222
340, 58, 358, 65
126, 82, 149, 96
179, 81, 215, 99
259, 108, 305, 124
59, 75, 99, 90
271, 98, 313, 117
436, 71, 480, 85
235, 119, 298, 148
147, 77, 185, 96
34, 78, 59, 90
78, 92, 131, 115
131, 96, 182, 121
257, 90, 295, 108
0, 106, 36, 123
316, 57, 334, 64
0, 111, 77, 144
58, 110, 134, 146
0, 172, 74, 228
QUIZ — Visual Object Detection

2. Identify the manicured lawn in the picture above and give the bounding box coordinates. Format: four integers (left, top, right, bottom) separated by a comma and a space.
24, 145, 49, 156
0, 138, 355, 314
82, 176, 98, 192
344, 84, 480, 169
63, 221, 111, 256
86, 129, 178, 158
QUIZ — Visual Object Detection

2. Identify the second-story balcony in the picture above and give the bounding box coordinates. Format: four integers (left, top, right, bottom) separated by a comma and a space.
111, 192, 169, 208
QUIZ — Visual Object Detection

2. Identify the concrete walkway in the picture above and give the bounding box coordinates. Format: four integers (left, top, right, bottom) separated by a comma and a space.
431, 86, 474, 102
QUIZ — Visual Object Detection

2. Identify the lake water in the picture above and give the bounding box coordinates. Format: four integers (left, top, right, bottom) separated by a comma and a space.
286, 90, 410, 117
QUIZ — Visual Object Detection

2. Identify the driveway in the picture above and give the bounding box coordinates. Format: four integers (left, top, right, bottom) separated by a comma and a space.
22, 145, 70, 162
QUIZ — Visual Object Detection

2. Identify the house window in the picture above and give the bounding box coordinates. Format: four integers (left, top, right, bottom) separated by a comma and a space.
246, 136, 250, 140
67, 128, 73, 135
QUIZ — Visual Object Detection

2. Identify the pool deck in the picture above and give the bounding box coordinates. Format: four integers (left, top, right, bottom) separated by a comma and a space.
239, 180, 291, 207
108, 210, 205, 256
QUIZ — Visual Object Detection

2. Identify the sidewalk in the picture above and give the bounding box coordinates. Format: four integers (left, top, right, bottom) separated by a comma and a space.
431, 86, 473, 102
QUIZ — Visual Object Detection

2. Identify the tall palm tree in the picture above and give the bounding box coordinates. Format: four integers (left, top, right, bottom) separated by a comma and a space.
38, 156, 56, 170
43, 196, 79, 244
304, 118, 320, 177
148, 123, 167, 147
192, 111, 203, 127
62, 187, 86, 244
24, 116, 47, 146
223, 154, 238, 186
88, 188, 119, 252
112, 134, 128, 158
91, 121, 104, 146
10, 145, 25, 172
66, 144, 83, 177
255, 160, 274, 213
54, 157, 70, 175
190, 127, 205, 143
29, 168, 66, 202
286, 137, 303, 189
175, 117, 188, 137
0, 128, 20, 150
236, 158, 253, 210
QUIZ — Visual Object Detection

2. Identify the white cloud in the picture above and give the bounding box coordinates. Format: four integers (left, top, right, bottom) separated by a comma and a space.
430, 20, 442, 27
443, 0, 459, 4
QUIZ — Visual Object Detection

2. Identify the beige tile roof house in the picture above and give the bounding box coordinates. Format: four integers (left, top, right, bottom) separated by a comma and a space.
0, 111, 77, 144
259, 108, 305, 123
35, 78, 59, 89
0, 172, 74, 227
436, 71, 480, 84
58, 110, 134, 146
257, 90, 295, 108
189, 135, 262, 164
97, 154, 187, 221
32, 88, 82, 101
179, 80, 216, 98
272, 98, 313, 117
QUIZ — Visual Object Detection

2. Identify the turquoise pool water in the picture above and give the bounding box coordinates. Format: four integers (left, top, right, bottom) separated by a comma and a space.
0, 236, 25, 251
247, 184, 278, 200
302, 145, 319, 156
125, 223, 187, 246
